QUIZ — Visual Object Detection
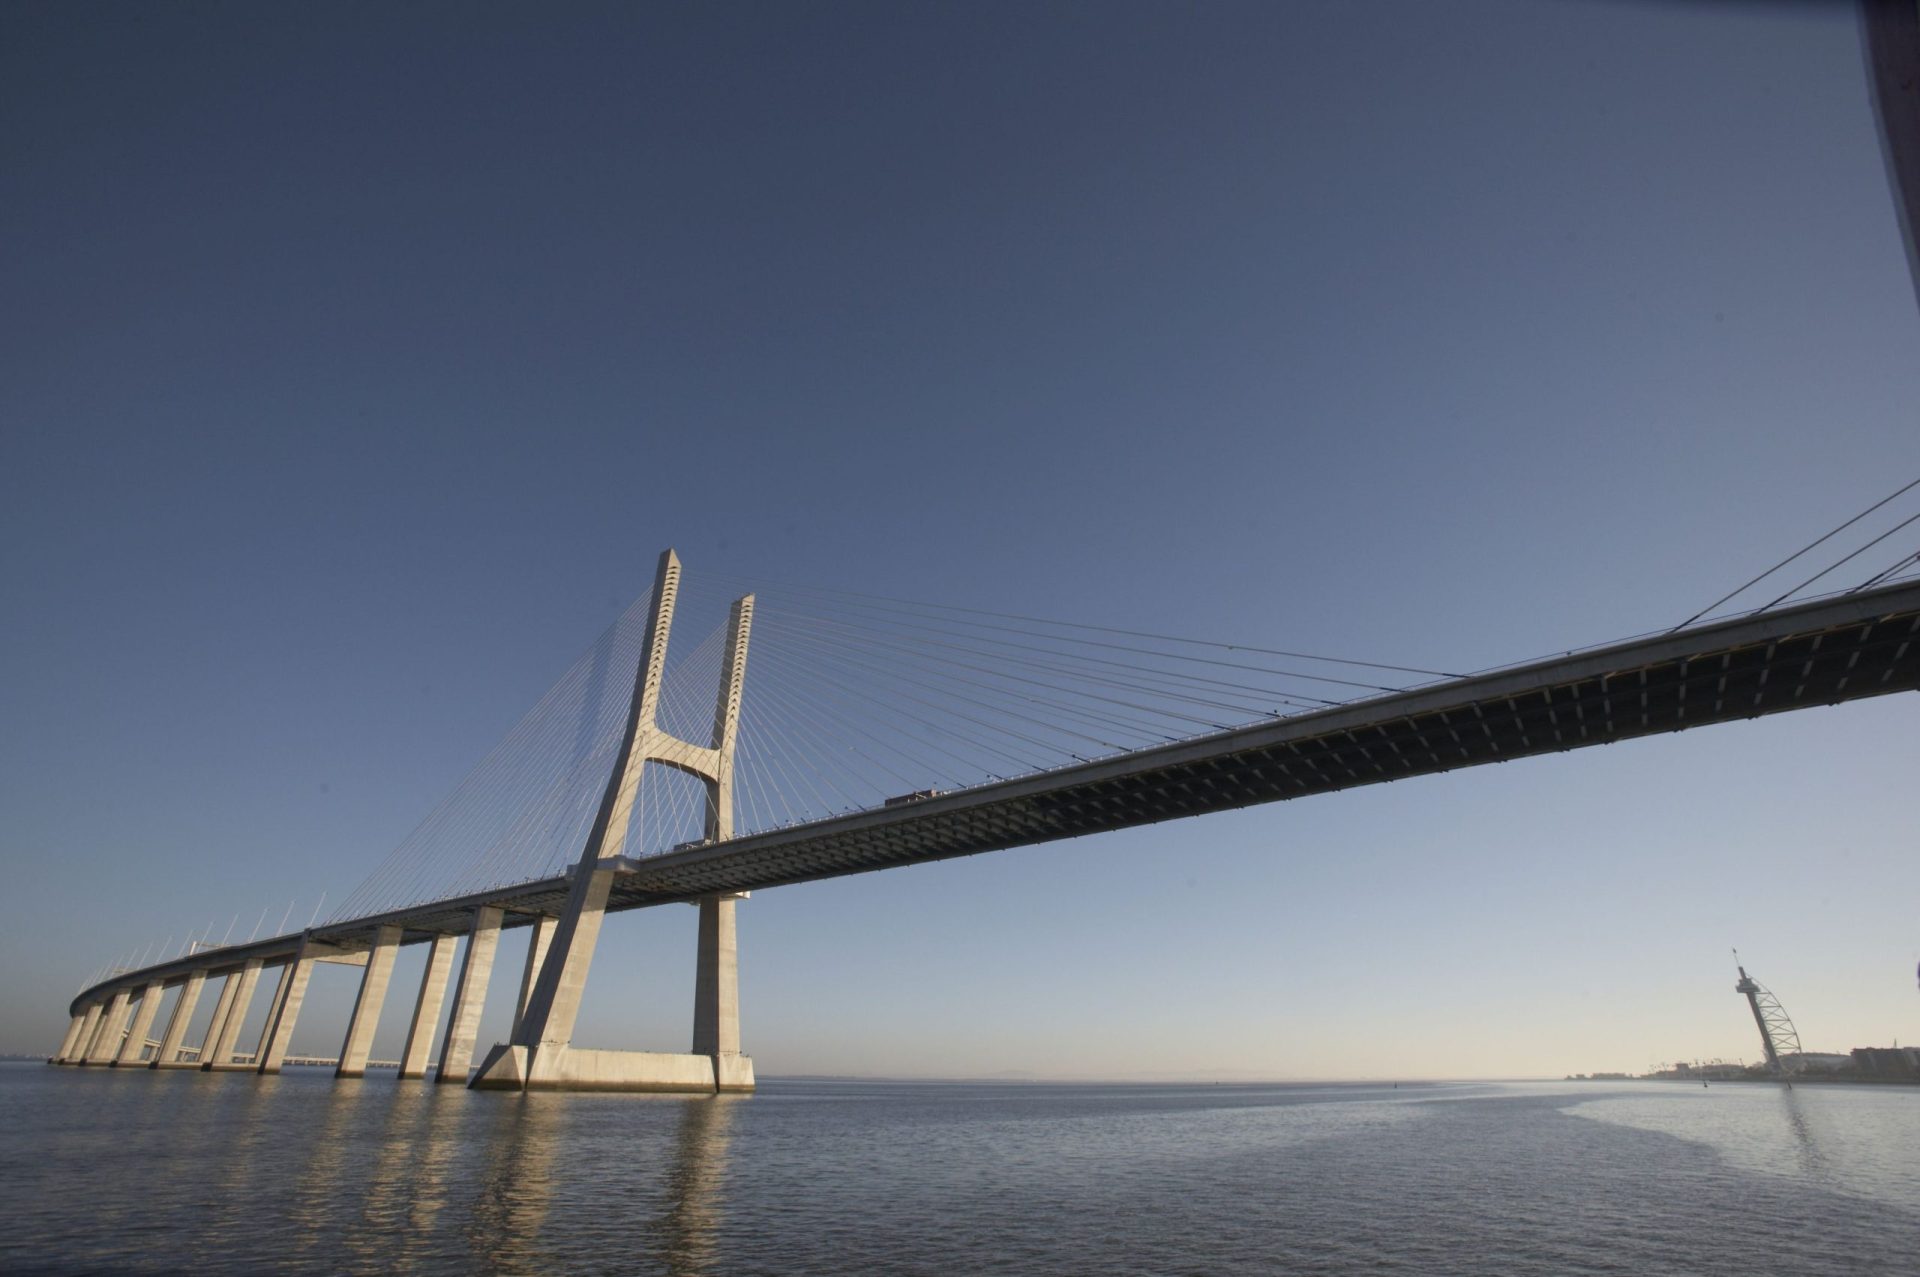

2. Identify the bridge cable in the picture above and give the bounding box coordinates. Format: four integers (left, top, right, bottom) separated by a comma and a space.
701, 571, 1461, 678
1756, 507, 1920, 612
1672, 475, 1920, 630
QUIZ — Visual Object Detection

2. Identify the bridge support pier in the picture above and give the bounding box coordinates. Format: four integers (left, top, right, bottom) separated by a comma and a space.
472, 551, 757, 1094
693, 894, 753, 1091
113, 981, 165, 1066
152, 970, 205, 1067
68, 1003, 104, 1065
83, 990, 132, 1065
190, 970, 244, 1069
510, 915, 558, 1040
338, 924, 402, 1078
257, 943, 321, 1073
250, 961, 294, 1067
52, 1012, 86, 1064
399, 933, 457, 1078
203, 958, 264, 1070
436, 907, 502, 1084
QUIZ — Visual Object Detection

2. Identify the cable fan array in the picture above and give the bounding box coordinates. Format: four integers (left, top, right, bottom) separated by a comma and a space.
333, 484, 1920, 925
330, 575, 1452, 921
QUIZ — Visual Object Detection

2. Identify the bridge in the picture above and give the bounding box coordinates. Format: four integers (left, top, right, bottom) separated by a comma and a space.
44, 2, 1920, 1098
46, 539, 1920, 1091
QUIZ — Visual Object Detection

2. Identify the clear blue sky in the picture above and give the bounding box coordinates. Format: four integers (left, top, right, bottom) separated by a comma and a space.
3, 0, 1916, 1077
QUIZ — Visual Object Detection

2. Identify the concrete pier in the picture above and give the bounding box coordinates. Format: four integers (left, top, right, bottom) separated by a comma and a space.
61, 1004, 100, 1065
337, 924, 401, 1078
53, 1013, 86, 1064
203, 958, 264, 1070
251, 962, 294, 1065
66, 1009, 97, 1064
693, 895, 753, 1091
152, 970, 205, 1067
84, 990, 132, 1065
436, 906, 502, 1084
113, 981, 166, 1066
472, 864, 617, 1090
257, 946, 318, 1074
192, 969, 245, 1070
398, 933, 456, 1079
510, 915, 558, 1040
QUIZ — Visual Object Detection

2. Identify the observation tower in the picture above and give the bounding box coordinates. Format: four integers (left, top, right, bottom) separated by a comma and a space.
1733, 952, 1803, 1075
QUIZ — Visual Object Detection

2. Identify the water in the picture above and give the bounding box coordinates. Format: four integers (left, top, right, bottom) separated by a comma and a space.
2, 1065, 1914, 1275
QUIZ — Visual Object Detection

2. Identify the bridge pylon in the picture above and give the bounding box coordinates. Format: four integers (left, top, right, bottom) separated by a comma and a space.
471, 550, 757, 1093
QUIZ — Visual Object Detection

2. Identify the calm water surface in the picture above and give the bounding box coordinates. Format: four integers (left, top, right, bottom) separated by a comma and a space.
1, 1064, 1914, 1274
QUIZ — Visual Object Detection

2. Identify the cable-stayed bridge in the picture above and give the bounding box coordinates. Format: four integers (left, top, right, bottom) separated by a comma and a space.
50, 533, 1920, 1091
44, 3, 1920, 1094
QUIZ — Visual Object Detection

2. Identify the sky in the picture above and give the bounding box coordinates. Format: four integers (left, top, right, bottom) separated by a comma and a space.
2, 0, 1917, 1079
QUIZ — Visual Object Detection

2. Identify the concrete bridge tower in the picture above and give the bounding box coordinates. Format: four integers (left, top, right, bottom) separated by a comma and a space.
471, 550, 756, 1092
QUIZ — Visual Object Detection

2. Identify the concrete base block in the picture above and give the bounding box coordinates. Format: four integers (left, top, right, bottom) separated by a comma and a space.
152, 1060, 203, 1070
714, 1052, 755, 1093
469, 1042, 753, 1093
469, 1043, 529, 1090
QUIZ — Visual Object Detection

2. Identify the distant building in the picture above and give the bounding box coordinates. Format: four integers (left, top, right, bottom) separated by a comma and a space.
1651, 1060, 1747, 1082
1850, 1047, 1920, 1078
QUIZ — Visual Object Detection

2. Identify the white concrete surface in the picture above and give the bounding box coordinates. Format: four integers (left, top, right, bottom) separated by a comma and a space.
337, 924, 401, 1078
436, 906, 502, 1084
399, 933, 456, 1078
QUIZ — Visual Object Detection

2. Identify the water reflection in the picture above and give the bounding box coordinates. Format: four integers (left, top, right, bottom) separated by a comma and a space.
403, 1081, 467, 1258
217, 1074, 284, 1195
658, 1097, 739, 1276
290, 1081, 369, 1268
351, 1081, 436, 1271
470, 1095, 564, 1275
1772, 1085, 1828, 1180
37, 1068, 744, 1274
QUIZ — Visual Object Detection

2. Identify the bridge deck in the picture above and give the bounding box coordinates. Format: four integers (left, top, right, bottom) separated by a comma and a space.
72, 580, 1920, 1013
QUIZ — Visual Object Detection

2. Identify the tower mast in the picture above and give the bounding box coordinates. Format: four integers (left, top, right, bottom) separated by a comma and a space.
1733, 949, 1803, 1076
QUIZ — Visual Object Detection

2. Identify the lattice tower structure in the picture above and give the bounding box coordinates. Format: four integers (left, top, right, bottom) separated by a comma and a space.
1734, 957, 1804, 1075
